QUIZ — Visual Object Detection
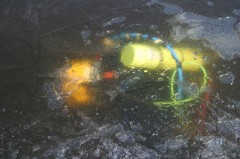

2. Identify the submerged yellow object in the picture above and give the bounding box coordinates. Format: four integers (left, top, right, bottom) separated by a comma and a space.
121, 43, 162, 69
120, 43, 204, 72
62, 84, 95, 107
62, 60, 100, 107
64, 60, 100, 84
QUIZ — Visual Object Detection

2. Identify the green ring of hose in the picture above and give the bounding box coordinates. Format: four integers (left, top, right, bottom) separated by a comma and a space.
154, 61, 208, 106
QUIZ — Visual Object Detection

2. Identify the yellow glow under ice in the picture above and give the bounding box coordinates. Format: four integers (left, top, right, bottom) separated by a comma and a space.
62, 60, 98, 107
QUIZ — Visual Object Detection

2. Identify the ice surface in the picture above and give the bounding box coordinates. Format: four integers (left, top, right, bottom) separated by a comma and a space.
130, 123, 142, 132
219, 72, 235, 85
154, 135, 188, 156
205, 137, 225, 156
1, 0, 240, 158
44, 82, 63, 110
149, 24, 158, 30
217, 118, 240, 140
181, 82, 199, 96
40, 119, 160, 158
115, 131, 136, 143
170, 12, 240, 59
165, 135, 188, 150
207, 1, 214, 6
32, 145, 40, 152
80, 29, 91, 40
154, 143, 167, 153
236, 22, 240, 32
196, 136, 239, 159
147, 0, 183, 15
10, 150, 19, 159
233, 9, 240, 16
102, 16, 126, 27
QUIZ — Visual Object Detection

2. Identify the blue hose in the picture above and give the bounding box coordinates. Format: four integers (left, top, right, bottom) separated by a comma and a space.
166, 45, 183, 100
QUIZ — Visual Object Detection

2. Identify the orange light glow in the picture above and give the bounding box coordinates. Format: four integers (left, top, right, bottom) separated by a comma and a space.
61, 60, 100, 107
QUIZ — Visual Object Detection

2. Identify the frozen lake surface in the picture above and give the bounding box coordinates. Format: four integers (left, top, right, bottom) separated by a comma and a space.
0, 0, 240, 158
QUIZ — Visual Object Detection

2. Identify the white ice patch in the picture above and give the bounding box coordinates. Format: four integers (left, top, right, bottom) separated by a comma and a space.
169, 12, 240, 60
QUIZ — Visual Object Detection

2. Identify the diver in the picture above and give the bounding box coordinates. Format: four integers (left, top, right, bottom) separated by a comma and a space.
60, 32, 217, 110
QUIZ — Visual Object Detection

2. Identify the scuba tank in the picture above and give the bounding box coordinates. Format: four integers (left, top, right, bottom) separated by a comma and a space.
120, 43, 204, 72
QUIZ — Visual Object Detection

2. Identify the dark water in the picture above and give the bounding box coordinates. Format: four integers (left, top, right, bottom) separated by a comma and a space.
0, 0, 240, 158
